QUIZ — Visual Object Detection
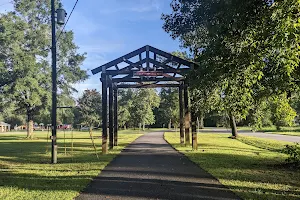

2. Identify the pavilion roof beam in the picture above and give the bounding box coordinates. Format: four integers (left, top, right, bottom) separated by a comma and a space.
148, 58, 174, 70
106, 68, 189, 76
153, 53, 157, 70
122, 57, 140, 67
92, 46, 147, 75
109, 58, 147, 77
121, 71, 134, 80
173, 63, 182, 77
162, 58, 172, 65
110, 77, 184, 83
117, 83, 180, 89
149, 46, 192, 66
146, 45, 150, 70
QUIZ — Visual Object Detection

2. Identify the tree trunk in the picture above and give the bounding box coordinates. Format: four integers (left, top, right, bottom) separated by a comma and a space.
26, 113, 33, 139
168, 119, 171, 129
89, 127, 99, 159
199, 115, 204, 129
142, 122, 145, 131
229, 113, 238, 138
276, 125, 281, 131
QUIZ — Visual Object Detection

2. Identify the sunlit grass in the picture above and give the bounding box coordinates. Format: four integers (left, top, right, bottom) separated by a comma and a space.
164, 132, 300, 200
260, 127, 300, 137
0, 129, 144, 200
238, 126, 300, 137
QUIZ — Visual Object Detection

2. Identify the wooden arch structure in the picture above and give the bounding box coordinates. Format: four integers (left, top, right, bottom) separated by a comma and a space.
91, 45, 198, 154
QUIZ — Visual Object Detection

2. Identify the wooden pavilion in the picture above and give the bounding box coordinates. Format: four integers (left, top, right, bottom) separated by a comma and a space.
91, 45, 198, 154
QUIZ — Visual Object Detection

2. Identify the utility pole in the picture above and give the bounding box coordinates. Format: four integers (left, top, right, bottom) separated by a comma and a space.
51, 0, 57, 164
51, 1, 66, 164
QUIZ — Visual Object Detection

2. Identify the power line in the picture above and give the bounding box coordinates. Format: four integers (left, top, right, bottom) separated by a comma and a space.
56, 0, 79, 43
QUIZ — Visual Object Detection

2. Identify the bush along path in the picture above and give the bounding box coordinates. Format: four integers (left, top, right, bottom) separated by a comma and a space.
76, 132, 240, 200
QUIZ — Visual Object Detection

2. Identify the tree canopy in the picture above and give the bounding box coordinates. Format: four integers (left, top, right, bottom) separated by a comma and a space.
155, 88, 179, 128
0, 0, 88, 137
77, 89, 102, 128
162, 0, 300, 135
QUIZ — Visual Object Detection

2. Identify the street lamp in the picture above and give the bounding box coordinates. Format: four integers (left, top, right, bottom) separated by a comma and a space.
51, 0, 66, 164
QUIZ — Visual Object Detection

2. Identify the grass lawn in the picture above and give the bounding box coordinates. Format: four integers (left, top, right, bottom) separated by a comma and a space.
165, 132, 300, 200
238, 126, 300, 137
259, 127, 300, 137
0, 129, 144, 200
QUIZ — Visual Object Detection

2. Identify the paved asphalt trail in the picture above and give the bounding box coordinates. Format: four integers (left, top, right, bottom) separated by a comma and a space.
76, 132, 240, 200
201, 128, 300, 143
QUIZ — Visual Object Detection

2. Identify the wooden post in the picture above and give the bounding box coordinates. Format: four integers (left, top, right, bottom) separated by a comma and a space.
184, 84, 191, 145
101, 67, 108, 154
146, 45, 150, 70
113, 87, 118, 146
179, 83, 184, 145
108, 76, 114, 149
191, 110, 198, 150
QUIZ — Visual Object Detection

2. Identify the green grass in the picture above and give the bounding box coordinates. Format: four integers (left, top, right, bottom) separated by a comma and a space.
165, 132, 300, 200
238, 126, 300, 137
237, 135, 293, 152
259, 127, 300, 137
0, 129, 144, 200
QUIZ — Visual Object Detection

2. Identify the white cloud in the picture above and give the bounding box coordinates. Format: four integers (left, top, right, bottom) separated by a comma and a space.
99, 0, 163, 14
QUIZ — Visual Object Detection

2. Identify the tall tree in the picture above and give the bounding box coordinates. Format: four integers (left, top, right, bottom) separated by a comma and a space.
77, 89, 102, 129
12, 60, 51, 138
156, 88, 179, 128
57, 95, 76, 125
77, 89, 102, 158
129, 89, 160, 129
162, 0, 300, 137
117, 89, 134, 129
189, 86, 220, 129
0, 0, 88, 137
0, 13, 30, 89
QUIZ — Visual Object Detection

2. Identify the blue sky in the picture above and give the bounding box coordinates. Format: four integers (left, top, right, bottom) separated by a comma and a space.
0, 0, 182, 97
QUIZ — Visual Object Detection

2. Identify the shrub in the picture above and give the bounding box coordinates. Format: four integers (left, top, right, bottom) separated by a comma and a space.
270, 96, 297, 130
282, 143, 300, 168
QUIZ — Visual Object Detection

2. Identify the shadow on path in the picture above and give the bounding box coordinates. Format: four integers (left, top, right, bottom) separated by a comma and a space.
76, 132, 240, 200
